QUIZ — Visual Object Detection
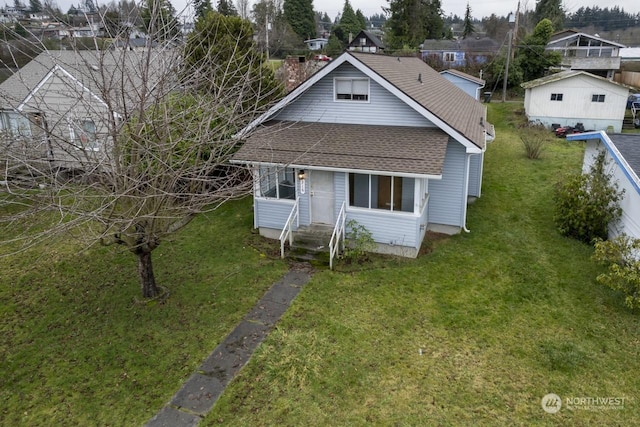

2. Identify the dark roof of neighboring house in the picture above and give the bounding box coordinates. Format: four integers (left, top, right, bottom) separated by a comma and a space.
422, 34, 500, 52
233, 121, 448, 176
609, 133, 640, 180
440, 69, 485, 86
349, 30, 385, 49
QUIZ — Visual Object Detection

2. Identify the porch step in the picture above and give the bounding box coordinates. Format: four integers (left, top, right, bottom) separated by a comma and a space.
291, 224, 334, 252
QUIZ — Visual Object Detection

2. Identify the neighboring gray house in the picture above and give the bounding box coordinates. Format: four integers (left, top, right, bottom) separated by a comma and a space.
568, 131, 640, 239
439, 69, 485, 101
348, 30, 385, 54
0, 50, 169, 172
522, 70, 629, 132
232, 51, 494, 258
421, 34, 500, 68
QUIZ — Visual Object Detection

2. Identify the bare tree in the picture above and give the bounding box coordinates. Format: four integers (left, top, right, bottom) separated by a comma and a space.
0, 0, 282, 298
235, 0, 250, 19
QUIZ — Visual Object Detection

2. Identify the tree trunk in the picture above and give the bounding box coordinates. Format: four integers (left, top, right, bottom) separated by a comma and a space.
137, 250, 159, 298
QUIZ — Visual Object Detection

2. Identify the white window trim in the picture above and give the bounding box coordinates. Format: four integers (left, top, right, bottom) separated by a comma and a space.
257, 166, 296, 200
591, 94, 606, 103
444, 52, 456, 62
334, 77, 370, 103
69, 117, 100, 152
347, 172, 418, 214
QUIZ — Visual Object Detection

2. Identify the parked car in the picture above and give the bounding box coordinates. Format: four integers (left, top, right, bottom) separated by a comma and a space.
627, 94, 640, 109
314, 54, 332, 61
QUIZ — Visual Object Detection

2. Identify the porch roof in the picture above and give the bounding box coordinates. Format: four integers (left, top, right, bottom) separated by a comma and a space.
232, 120, 448, 176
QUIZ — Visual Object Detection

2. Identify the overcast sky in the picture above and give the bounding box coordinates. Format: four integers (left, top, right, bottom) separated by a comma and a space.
315, 0, 640, 21
48, 0, 640, 22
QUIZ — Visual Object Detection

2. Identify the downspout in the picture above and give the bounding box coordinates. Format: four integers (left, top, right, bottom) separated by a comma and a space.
462, 152, 471, 233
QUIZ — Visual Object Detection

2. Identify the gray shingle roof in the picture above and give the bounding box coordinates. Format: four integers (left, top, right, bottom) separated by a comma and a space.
521, 69, 626, 89
0, 50, 173, 112
233, 121, 449, 176
440, 68, 485, 86
349, 52, 487, 150
608, 134, 640, 180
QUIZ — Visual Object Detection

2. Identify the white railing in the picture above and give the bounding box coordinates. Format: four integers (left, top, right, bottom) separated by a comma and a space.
279, 197, 299, 258
329, 201, 347, 270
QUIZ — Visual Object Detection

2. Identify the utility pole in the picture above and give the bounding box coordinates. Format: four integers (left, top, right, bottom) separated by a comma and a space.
265, 13, 269, 61
502, 12, 517, 102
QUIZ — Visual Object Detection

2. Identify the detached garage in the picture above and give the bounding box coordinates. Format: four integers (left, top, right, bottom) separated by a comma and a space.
522, 70, 629, 132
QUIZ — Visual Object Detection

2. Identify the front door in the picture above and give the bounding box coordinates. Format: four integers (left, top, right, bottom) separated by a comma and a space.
310, 170, 335, 224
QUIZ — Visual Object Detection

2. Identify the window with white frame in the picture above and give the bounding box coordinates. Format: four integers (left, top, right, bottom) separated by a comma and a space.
334, 78, 369, 101
0, 110, 32, 140
444, 52, 456, 62
70, 118, 99, 151
591, 94, 605, 103
550, 93, 563, 101
259, 166, 296, 200
349, 173, 414, 212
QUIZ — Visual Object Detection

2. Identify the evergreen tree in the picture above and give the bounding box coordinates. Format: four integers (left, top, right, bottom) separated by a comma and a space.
193, 0, 212, 20
384, 0, 444, 49
29, 0, 42, 13
516, 18, 561, 82
462, 2, 474, 38
184, 11, 282, 108
283, 0, 315, 41
216, 0, 237, 16
355, 9, 366, 30
534, 0, 564, 31
141, 0, 180, 42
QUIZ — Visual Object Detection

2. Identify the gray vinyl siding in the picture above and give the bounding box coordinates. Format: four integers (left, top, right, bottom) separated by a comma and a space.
275, 63, 435, 127
428, 140, 466, 226
21, 71, 112, 168
468, 152, 483, 197
347, 210, 419, 248
298, 181, 311, 226
440, 74, 481, 100
335, 172, 346, 218
255, 198, 298, 230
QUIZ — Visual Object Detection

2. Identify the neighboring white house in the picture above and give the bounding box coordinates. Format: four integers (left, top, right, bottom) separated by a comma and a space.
232, 51, 494, 258
439, 69, 485, 101
521, 70, 629, 132
567, 131, 640, 239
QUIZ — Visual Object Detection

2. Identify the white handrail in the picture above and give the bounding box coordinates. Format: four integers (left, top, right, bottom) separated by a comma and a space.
279, 197, 299, 258
329, 201, 346, 269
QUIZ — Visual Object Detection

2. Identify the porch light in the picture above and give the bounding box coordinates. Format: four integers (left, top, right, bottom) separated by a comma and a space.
298, 170, 306, 194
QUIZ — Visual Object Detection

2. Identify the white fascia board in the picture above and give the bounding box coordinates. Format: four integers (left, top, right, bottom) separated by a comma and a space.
342, 55, 483, 154
568, 131, 640, 195
229, 159, 443, 180
18, 64, 109, 112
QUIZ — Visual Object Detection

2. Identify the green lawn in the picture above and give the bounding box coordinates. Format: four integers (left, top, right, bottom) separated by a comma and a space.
2, 103, 640, 425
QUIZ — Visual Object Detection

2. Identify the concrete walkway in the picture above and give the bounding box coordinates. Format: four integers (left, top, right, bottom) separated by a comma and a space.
145, 263, 313, 426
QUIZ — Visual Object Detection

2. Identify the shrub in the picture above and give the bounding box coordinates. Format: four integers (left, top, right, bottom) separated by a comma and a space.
519, 122, 550, 159
553, 150, 624, 243
592, 235, 640, 309
342, 219, 376, 263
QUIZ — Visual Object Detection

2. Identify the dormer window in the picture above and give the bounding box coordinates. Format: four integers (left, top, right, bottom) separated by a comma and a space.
334, 78, 369, 102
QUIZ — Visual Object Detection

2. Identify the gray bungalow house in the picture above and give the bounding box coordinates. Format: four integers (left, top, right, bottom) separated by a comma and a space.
0, 50, 169, 173
232, 51, 494, 258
